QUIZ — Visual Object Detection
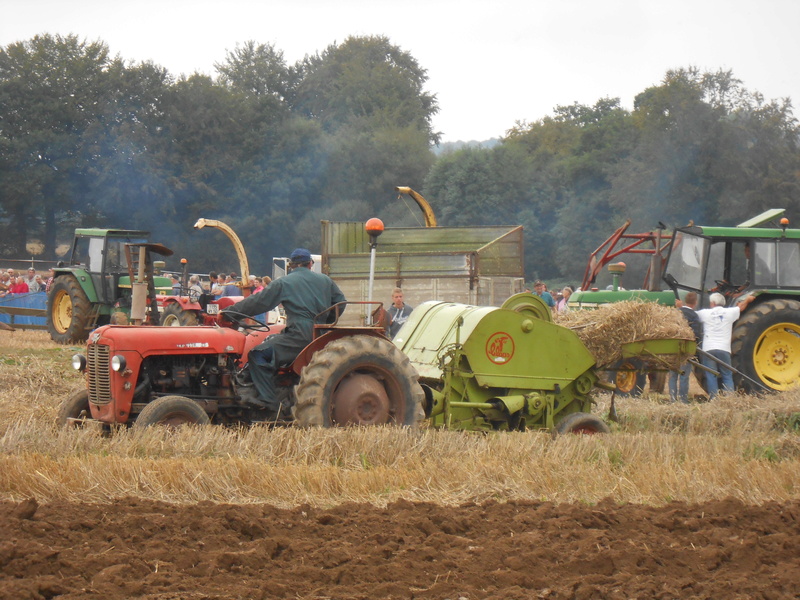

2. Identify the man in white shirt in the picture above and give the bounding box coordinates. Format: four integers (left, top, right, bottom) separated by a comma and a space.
696, 292, 754, 399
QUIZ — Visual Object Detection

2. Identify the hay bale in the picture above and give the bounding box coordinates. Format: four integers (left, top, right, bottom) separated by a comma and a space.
555, 301, 694, 368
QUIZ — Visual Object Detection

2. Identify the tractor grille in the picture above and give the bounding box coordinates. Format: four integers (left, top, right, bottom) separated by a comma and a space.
87, 344, 112, 405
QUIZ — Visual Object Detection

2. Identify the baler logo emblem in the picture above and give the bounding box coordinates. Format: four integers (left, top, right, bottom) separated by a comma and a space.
486, 332, 514, 364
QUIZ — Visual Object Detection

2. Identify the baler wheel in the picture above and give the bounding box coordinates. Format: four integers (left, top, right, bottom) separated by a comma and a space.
553, 412, 610, 435
161, 302, 199, 326
293, 335, 425, 427
47, 275, 92, 344
57, 389, 91, 428
608, 359, 646, 397
133, 395, 211, 429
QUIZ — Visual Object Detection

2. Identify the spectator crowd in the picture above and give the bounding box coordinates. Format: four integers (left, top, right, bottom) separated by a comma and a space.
0, 267, 54, 297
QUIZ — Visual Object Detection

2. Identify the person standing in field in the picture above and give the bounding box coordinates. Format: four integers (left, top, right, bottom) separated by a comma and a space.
24, 268, 40, 293
533, 280, 556, 313
386, 288, 413, 339
696, 292, 754, 399
556, 286, 572, 312
669, 292, 703, 403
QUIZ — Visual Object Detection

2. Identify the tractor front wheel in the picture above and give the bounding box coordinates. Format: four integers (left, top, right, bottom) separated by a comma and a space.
293, 335, 425, 427
47, 275, 92, 344
133, 396, 210, 429
731, 299, 800, 392
161, 303, 199, 326
57, 389, 91, 428
553, 412, 610, 435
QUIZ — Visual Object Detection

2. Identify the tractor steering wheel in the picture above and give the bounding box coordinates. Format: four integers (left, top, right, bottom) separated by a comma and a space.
712, 279, 748, 297
220, 310, 270, 332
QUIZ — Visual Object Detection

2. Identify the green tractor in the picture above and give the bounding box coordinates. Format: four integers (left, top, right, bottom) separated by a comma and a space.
47, 229, 174, 344
571, 209, 800, 394
662, 209, 800, 392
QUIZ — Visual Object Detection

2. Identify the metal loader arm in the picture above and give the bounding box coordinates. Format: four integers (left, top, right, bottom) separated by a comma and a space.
395, 186, 437, 227
194, 218, 250, 296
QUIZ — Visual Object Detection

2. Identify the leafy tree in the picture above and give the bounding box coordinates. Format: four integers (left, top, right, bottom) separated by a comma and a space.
292, 35, 439, 143
0, 34, 112, 257
215, 40, 293, 104
611, 68, 800, 229
84, 60, 176, 233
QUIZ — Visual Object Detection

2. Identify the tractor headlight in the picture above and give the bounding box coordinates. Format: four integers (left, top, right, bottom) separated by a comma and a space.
111, 355, 127, 372
71, 354, 86, 372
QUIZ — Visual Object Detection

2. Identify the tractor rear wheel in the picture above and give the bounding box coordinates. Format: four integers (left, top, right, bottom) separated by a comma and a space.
293, 335, 425, 427
731, 299, 800, 392
47, 275, 92, 344
553, 412, 610, 435
133, 395, 210, 429
57, 389, 91, 428
161, 303, 199, 326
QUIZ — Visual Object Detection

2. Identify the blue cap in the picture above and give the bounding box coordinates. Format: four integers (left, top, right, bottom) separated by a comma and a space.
289, 248, 312, 263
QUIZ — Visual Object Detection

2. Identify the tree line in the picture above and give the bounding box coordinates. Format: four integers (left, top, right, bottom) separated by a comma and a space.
2, 34, 799, 284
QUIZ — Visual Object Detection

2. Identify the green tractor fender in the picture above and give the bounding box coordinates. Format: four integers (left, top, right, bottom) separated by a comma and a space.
52, 267, 99, 302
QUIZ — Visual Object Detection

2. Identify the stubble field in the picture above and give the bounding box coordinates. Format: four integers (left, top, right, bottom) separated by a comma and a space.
1, 330, 799, 599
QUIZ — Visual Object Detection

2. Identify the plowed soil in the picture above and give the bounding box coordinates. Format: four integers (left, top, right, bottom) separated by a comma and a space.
2, 497, 799, 600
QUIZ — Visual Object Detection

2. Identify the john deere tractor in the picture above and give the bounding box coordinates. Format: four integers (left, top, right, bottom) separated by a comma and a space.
569, 209, 800, 394
47, 229, 173, 344
662, 209, 800, 392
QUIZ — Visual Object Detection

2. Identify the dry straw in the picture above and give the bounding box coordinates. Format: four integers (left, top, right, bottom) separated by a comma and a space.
2, 330, 799, 508
555, 300, 694, 367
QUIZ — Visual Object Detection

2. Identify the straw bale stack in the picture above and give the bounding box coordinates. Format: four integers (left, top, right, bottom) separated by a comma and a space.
554, 301, 694, 368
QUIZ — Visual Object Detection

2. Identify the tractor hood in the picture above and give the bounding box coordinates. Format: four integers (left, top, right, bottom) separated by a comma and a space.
88, 323, 278, 358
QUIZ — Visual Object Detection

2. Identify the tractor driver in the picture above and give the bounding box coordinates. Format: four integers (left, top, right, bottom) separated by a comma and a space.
223, 248, 346, 419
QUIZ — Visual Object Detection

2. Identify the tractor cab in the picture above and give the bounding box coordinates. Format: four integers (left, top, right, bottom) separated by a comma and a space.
48, 228, 174, 343
67, 229, 152, 305
663, 209, 800, 308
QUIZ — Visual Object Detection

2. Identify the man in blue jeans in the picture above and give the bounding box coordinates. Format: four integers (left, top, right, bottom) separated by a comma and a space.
696, 292, 754, 399
669, 291, 703, 403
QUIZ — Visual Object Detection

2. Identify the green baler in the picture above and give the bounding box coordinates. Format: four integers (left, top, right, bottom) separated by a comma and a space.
394, 294, 608, 433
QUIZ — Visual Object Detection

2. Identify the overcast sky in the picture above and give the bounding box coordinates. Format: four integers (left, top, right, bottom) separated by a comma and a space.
2, 0, 799, 143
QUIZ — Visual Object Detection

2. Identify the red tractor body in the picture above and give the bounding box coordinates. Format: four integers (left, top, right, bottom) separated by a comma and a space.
82, 323, 282, 424
63, 302, 425, 429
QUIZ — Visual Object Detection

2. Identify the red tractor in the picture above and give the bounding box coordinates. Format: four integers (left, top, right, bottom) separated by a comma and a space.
58, 303, 424, 429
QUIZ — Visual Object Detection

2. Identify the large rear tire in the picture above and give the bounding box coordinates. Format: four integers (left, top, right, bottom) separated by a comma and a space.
133, 395, 210, 429
57, 389, 91, 428
553, 412, 610, 435
293, 335, 425, 427
47, 275, 92, 344
731, 299, 800, 392
161, 302, 199, 326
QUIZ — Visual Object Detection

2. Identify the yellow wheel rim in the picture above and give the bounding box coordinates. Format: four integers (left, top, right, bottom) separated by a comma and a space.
615, 363, 637, 394
753, 323, 800, 390
52, 290, 73, 333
